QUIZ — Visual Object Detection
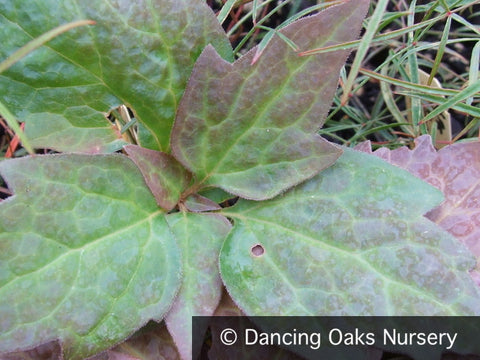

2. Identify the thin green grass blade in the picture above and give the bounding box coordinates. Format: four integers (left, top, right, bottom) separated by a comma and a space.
252, 25, 299, 64
407, 0, 426, 134
261, 26, 299, 52
396, 92, 480, 118
428, 14, 452, 85
400, 38, 479, 59
227, 0, 274, 37
0, 100, 34, 155
299, 13, 445, 56
249, 2, 340, 63
231, 0, 289, 55
438, 0, 450, 11
349, 123, 413, 143
217, 0, 239, 25
451, 12, 480, 35
360, 68, 457, 96
451, 117, 479, 142
340, 0, 388, 105
379, 66, 411, 132
300, 1, 475, 57
285, 1, 344, 24
468, 41, 480, 106
419, 81, 480, 125
413, 1, 442, 41
252, 0, 259, 25
430, 120, 438, 145
0, 20, 95, 74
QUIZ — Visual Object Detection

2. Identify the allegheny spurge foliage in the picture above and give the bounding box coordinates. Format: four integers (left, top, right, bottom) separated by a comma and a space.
1, 1, 480, 359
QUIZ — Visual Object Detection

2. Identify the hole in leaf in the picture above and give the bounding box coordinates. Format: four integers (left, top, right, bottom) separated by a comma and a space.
219, 196, 239, 208
0, 175, 12, 201
251, 244, 265, 257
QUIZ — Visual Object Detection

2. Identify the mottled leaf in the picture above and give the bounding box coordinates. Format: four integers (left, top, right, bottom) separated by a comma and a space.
171, 0, 369, 200
220, 148, 480, 316
0, 155, 181, 359
0, 0, 233, 153
356, 135, 480, 284
165, 213, 232, 360
124, 145, 192, 211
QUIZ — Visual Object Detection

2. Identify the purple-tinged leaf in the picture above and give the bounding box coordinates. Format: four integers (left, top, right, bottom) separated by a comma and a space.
220, 148, 480, 316
165, 213, 232, 360
0, 154, 181, 359
124, 145, 191, 211
184, 194, 221, 212
0, 341, 61, 360
356, 135, 480, 285
102, 352, 140, 360
0, 0, 233, 152
171, 0, 369, 200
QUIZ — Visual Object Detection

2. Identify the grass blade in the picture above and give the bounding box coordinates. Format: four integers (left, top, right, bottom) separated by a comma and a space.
427, 13, 452, 85
217, 0, 240, 25
419, 81, 480, 125
406, 0, 426, 133
397, 91, 480, 118
468, 41, 480, 105
360, 68, 457, 96
0, 20, 95, 74
379, 66, 414, 134
299, 13, 445, 56
0, 101, 34, 155
340, 0, 388, 105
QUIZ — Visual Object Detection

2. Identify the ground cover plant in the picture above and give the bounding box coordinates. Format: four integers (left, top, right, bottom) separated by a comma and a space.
0, 0, 480, 359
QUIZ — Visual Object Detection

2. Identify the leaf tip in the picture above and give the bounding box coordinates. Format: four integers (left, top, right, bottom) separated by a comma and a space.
250, 50, 262, 65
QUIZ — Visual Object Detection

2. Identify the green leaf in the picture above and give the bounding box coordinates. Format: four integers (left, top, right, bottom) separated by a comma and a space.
165, 212, 232, 360
0, 154, 181, 359
220, 148, 480, 315
124, 145, 192, 211
171, 0, 369, 200
0, 0, 233, 153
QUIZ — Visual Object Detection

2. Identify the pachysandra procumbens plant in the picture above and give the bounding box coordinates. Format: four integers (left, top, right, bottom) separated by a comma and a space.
1, 0, 480, 359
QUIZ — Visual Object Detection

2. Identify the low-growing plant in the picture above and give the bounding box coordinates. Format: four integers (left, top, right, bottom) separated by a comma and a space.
1, 0, 480, 359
